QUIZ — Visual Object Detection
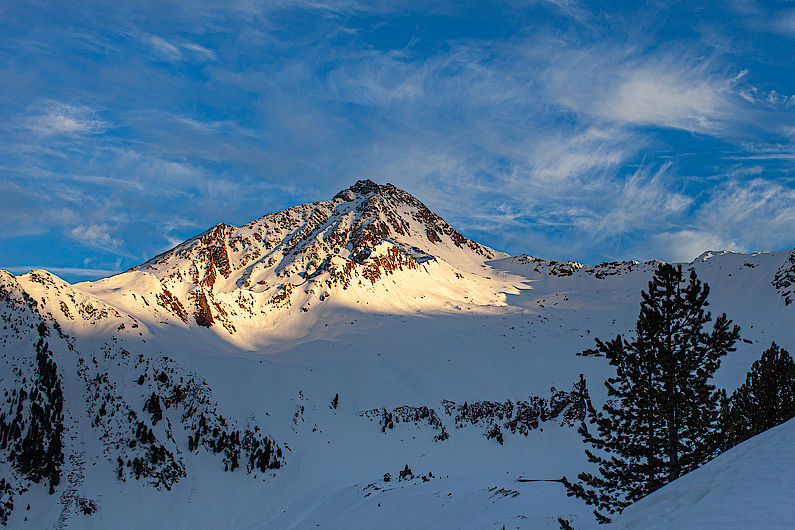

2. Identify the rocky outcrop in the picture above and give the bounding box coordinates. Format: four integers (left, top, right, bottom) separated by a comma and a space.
155, 288, 188, 323
361, 376, 590, 443
773, 250, 795, 306
510, 255, 659, 279
194, 292, 214, 327
510, 255, 584, 277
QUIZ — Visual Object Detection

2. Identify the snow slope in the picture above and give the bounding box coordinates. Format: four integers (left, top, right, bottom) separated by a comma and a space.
614, 418, 795, 529
1, 180, 793, 528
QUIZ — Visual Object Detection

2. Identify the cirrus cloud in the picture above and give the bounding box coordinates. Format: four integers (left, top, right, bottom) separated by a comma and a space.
23, 101, 107, 136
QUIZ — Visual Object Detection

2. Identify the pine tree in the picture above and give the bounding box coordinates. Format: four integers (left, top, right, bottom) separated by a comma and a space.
720, 342, 795, 449
562, 263, 740, 522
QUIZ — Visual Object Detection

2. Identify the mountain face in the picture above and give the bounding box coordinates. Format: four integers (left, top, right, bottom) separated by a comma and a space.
76, 180, 506, 342
0, 181, 793, 528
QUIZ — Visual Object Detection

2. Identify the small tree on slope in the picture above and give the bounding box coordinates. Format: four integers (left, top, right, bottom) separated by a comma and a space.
562, 263, 740, 523
720, 342, 795, 450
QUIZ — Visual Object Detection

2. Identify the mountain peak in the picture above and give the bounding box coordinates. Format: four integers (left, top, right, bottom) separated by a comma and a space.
98, 180, 505, 335
332, 179, 389, 201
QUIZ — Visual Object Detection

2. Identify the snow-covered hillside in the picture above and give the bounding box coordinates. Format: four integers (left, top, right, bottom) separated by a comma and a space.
1, 180, 793, 528
613, 418, 795, 529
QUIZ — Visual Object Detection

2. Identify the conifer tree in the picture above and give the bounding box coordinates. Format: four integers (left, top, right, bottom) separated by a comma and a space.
562, 263, 740, 522
720, 342, 795, 449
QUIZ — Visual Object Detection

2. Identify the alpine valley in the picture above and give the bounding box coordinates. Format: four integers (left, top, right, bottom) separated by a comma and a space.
1, 180, 793, 528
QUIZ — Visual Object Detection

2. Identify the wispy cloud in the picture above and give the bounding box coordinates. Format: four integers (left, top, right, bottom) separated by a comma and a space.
145, 34, 216, 63
600, 66, 732, 132
771, 9, 795, 39
2, 266, 120, 280
652, 230, 744, 263
640, 176, 795, 262
539, 43, 746, 135
697, 177, 795, 247
69, 223, 122, 251
23, 101, 107, 136
149, 35, 183, 61
571, 163, 693, 236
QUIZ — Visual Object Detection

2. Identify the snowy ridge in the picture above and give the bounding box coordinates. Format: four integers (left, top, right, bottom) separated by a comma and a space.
498, 254, 661, 280
1, 269, 144, 339
0, 180, 793, 528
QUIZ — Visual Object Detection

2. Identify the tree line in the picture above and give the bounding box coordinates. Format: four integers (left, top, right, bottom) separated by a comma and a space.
560, 263, 794, 525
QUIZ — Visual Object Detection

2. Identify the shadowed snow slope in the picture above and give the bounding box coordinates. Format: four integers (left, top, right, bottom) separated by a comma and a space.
614, 419, 795, 529
0, 181, 793, 528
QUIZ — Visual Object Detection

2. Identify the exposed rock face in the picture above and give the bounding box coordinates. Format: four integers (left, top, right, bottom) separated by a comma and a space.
773, 249, 795, 306
194, 292, 214, 327
155, 288, 188, 323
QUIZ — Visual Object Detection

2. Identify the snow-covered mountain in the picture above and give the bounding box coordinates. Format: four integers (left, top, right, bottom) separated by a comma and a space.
77, 179, 507, 347
1, 180, 793, 528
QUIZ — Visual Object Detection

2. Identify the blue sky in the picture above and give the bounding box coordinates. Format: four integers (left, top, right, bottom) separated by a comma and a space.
1, 0, 794, 282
